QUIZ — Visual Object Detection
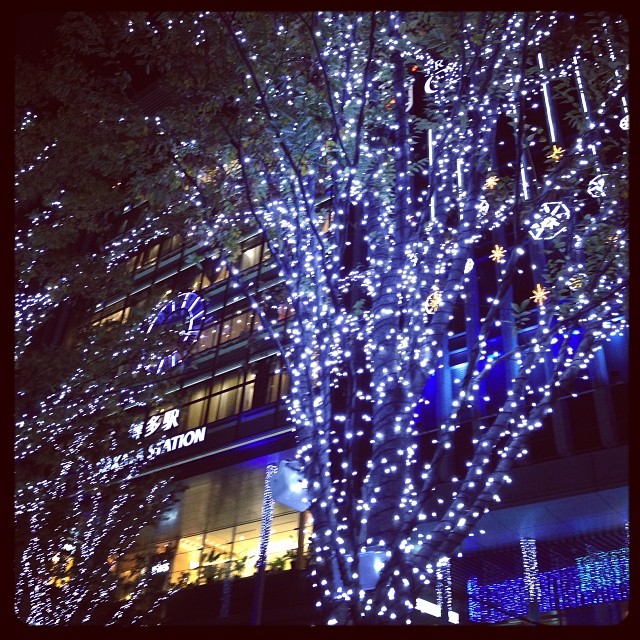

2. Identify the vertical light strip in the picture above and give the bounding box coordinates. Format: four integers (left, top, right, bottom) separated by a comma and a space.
520, 163, 530, 200
573, 55, 597, 156
537, 53, 557, 143
520, 537, 541, 604
436, 556, 452, 617
257, 464, 278, 568
604, 25, 628, 117
428, 128, 435, 220
573, 56, 589, 116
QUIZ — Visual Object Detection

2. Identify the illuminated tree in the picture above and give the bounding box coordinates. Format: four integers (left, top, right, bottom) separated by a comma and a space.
15, 11, 628, 625
15, 31, 185, 624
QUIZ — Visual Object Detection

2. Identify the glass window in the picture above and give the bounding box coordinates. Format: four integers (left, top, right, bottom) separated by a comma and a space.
219, 319, 233, 343
240, 243, 263, 271
267, 368, 290, 403
207, 374, 235, 423
206, 391, 222, 424
278, 302, 295, 321
181, 372, 255, 430
201, 371, 255, 424
184, 383, 209, 430
125, 255, 137, 273
200, 309, 262, 350
167, 510, 311, 586
213, 263, 229, 282
142, 243, 160, 269
223, 310, 255, 343
116, 540, 176, 596
130, 459, 315, 592
94, 304, 131, 327
187, 271, 205, 292
203, 528, 244, 580
160, 234, 182, 257
195, 324, 219, 353
116, 551, 146, 597
242, 373, 256, 411
170, 534, 204, 588
267, 511, 304, 570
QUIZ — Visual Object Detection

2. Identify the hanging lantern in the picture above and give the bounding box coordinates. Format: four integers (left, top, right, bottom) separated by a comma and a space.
269, 459, 309, 512
358, 550, 387, 590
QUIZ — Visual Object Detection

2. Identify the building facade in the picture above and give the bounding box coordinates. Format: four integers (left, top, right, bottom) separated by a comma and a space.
88, 197, 628, 625
24, 14, 628, 626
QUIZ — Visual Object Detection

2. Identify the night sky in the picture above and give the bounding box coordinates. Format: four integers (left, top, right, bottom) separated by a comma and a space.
15, 12, 65, 61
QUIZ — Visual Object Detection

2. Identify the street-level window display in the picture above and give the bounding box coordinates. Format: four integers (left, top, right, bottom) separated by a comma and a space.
166, 510, 310, 589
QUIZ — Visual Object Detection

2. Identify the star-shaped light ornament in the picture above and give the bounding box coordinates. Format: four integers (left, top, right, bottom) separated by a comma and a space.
567, 273, 587, 291
587, 174, 608, 199
620, 115, 629, 131
490, 244, 507, 262
529, 202, 570, 241
547, 144, 566, 162
424, 290, 443, 315
606, 233, 619, 245
530, 283, 549, 306
484, 175, 500, 190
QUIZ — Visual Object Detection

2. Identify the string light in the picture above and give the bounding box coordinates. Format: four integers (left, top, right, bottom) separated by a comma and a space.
257, 464, 278, 570
15, 10, 627, 625
436, 556, 452, 619
468, 545, 629, 624
520, 537, 541, 605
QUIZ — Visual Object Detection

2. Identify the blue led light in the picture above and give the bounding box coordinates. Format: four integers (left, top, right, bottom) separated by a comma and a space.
467, 547, 629, 623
